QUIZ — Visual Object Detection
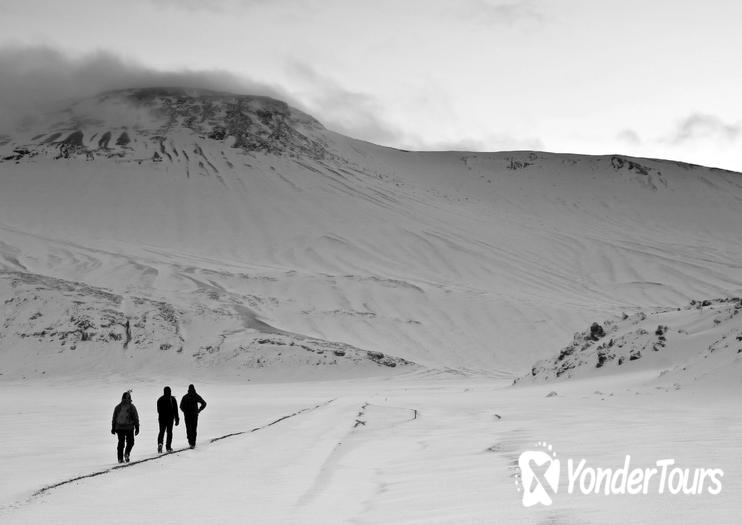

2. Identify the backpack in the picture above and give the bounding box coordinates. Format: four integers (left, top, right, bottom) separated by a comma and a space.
116, 404, 131, 426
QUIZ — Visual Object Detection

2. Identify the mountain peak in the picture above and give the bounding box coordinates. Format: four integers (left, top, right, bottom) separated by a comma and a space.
102, 86, 323, 129
2, 87, 328, 163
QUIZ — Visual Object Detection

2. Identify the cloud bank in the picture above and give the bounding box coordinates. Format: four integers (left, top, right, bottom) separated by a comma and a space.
0, 45, 541, 153
0, 46, 290, 131
0, 45, 412, 148
670, 113, 740, 144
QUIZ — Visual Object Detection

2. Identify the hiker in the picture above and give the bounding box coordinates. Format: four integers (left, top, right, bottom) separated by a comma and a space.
157, 386, 180, 453
179, 384, 207, 448
111, 391, 140, 463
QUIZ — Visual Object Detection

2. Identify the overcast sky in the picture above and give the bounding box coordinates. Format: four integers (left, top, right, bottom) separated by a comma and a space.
1, 0, 741, 171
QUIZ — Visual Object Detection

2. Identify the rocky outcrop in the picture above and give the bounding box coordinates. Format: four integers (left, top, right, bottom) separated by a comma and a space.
516, 297, 742, 383
0, 270, 415, 377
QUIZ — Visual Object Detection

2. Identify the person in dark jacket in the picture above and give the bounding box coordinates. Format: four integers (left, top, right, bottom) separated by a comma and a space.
179, 384, 206, 448
157, 386, 180, 453
111, 391, 140, 463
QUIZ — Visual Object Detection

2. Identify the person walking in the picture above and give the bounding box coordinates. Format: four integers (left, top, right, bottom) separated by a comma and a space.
111, 391, 140, 463
179, 384, 206, 448
157, 386, 180, 453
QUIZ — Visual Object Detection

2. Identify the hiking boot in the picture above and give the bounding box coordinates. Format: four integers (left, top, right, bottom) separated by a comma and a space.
124, 454, 130, 463
118, 458, 124, 464
166, 447, 173, 453
157, 443, 163, 453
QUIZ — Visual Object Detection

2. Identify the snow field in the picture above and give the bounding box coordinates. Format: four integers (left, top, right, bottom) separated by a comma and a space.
1, 373, 739, 524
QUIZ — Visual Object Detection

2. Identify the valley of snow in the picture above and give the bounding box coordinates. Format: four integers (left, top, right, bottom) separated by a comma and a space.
0, 374, 739, 524
0, 88, 740, 523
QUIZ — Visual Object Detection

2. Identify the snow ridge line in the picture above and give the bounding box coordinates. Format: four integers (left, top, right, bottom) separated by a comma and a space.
29, 398, 336, 499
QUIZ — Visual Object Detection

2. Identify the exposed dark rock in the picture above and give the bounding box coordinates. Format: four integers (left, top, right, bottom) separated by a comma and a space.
62, 130, 84, 146
208, 126, 226, 140
116, 131, 131, 146
98, 131, 112, 149
589, 322, 606, 340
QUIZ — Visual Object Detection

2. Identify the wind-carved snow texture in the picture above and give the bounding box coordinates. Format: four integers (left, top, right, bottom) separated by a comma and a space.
1, 87, 742, 380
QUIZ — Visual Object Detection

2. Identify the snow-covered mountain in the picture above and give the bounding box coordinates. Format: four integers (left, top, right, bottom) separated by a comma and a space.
1, 87, 741, 381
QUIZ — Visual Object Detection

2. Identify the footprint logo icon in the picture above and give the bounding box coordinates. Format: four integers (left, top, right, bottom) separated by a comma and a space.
516, 442, 560, 507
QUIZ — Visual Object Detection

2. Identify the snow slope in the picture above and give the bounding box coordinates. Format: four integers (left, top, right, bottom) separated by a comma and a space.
1, 88, 741, 524
1, 87, 741, 380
